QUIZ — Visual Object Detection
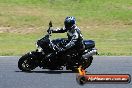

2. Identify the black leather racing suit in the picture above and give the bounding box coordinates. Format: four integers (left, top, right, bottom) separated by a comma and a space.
52, 25, 85, 53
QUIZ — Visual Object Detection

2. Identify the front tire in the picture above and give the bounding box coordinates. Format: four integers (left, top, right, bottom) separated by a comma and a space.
18, 54, 37, 72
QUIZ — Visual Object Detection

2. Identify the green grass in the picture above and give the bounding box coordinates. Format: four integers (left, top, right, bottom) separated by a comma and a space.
0, 0, 132, 56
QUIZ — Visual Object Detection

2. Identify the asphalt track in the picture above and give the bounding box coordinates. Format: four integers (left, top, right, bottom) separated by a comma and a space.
0, 56, 132, 88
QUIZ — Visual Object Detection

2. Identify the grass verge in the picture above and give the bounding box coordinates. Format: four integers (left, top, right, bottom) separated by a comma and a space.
0, 0, 132, 56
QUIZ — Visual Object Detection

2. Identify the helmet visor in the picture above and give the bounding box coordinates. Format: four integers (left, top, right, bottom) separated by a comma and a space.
64, 21, 73, 29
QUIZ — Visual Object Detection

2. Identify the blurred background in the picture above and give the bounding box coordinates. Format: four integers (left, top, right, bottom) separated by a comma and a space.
0, 0, 132, 56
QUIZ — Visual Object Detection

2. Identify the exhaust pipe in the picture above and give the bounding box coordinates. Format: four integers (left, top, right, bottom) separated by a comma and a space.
82, 48, 97, 59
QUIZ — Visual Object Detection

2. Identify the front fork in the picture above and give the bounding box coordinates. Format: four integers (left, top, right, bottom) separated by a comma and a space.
28, 50, 45, 66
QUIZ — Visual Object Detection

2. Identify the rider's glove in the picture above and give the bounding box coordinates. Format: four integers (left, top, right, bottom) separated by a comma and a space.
58, 48, 65, 53
52, 45, 65, 52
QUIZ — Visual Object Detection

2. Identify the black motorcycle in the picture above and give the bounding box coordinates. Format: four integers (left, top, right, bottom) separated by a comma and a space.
18, 21, 97, 72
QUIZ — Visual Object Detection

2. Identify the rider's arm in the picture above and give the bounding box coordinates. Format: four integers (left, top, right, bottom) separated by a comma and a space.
65, 30, 79, 49
52, 27, 67, 33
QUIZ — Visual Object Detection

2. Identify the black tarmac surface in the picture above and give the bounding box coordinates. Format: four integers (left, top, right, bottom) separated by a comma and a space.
0, 56, 132, 88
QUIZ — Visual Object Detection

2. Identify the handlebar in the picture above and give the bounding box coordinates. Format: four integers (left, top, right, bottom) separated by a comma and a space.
47, 29, 52, 35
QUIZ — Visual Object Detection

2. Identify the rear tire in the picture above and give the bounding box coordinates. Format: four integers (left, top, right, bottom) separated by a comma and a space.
82, 56, 93, 70
18, 54, 36, 72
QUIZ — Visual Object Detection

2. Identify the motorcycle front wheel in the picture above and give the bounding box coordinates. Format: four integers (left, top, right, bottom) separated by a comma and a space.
18, 54, 37, 72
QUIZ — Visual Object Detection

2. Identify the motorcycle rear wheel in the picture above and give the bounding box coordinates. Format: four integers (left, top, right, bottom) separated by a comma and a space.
81, 56, 93, 70
66, 56, 93, 72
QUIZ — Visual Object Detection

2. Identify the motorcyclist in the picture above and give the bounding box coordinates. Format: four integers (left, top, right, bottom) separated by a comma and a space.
50, 16, 85, 53
46, 16, 97, 69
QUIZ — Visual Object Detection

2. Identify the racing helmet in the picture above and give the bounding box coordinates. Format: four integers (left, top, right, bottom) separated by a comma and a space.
64, 16, 76, 29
